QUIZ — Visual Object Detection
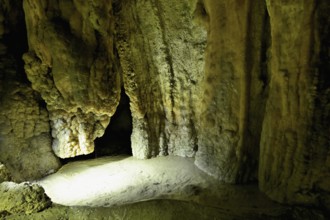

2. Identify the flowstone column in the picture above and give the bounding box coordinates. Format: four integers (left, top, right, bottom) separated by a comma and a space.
259, 0, 330, 207
116, 0, 206, 159
23, 0, 121, 158
194, 0, 252, 183
0, 0, 60, 181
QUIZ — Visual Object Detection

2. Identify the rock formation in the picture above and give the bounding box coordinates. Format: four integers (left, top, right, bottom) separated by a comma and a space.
259, 0, 330, 207
23, 0, 121, 158
0, 0, 329, 215
0, 182, 51, 216
116, 0, 206, 159
0, 162, 10, 182
0, 0, 60, 181
194, 0, 267, 183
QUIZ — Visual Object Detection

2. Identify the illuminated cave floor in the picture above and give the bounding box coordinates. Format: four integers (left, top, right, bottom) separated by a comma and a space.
37, 156, 289, 217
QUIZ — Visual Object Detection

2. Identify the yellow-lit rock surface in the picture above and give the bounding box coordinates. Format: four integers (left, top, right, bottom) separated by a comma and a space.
116, 0, 206, 159
259, 0, 330, 207
0, 0, 60, 182
34, 156, 292, 219
0, 0, 328, 218
195, 0, 257, 183
23, 0, 121, 158
0, 182, 51, 216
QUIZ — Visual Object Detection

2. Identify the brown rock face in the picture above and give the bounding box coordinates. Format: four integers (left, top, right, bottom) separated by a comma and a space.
116, 0, 206, 158
23, 0, 121, 158
0, 163, 11, 183
0, 0, 60, 181
0, 0, 328, 210
195, 0, 253, 183
194, 0, 270, 183
259, 0, 330, 207
0, 182, 51, 215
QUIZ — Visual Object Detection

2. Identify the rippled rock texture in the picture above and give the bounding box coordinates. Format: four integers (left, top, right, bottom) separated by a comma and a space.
0, 0, 328, 212
0, 0, 60, 181
23, 0, 121, 158
116, 0, 206, 159
259, 0, 330, 207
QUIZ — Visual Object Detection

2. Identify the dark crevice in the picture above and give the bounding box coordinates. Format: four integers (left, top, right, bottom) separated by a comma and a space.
61, 88, 132, 164
260, 10, 271, 91
316, 0, 330, 92
1, 1, 29, 84
51, 17, 71, 34
94, 88, 133, 157
238, 1, 270, 184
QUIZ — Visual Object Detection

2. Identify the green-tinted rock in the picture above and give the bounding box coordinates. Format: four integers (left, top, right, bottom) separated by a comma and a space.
0, 182, 51, 215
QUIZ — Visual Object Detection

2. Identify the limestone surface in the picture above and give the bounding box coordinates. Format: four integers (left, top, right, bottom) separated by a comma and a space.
23, 0, 121, 158
0, 182, 51, 216
0, 1, 60, 182
37, 156, 289, 218
259, 0, 330, 208
116, 0, 207, 159
0, 162, 10, 183
0, 83, 61, 181
1, 0, 328, 213
195, 0, 256, 183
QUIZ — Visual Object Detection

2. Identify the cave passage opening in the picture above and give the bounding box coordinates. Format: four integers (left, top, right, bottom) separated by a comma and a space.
61, 88, 133, 164
94, 88, 133, 157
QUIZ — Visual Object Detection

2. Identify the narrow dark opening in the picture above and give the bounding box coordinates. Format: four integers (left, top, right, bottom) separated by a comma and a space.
1, 1, 29, 84
94, 89, 133, 157
60, 89, 133, 164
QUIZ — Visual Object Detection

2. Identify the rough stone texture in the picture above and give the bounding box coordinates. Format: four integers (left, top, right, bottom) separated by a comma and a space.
3, 202, 281, 220
0, 0, 60, 181
23, 0, 121, 158
0, 163, 11, 183
0, 0, 328, 213
0, 182, 51, 216
194, 0, 251, 183
0, 83, 61, 181
259, 0, 330, 208
193, 1, 270, 183
6, 201, 329, 220
116, 0, 206, 158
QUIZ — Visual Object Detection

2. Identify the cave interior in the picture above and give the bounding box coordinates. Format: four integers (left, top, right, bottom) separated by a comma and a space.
0, 0, 329, 219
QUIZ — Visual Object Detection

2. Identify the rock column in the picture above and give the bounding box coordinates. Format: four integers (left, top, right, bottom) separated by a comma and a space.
23, 0, 121, 158
259, 0, 330, 207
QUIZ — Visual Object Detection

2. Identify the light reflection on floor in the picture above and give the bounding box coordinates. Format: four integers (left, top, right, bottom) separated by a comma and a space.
37, 156, 210, 207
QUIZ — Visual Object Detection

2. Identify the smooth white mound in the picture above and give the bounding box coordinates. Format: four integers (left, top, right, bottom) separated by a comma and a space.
37, 156, 211, 207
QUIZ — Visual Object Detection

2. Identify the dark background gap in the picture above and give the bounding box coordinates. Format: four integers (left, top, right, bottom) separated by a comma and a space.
61, 88, 133, 164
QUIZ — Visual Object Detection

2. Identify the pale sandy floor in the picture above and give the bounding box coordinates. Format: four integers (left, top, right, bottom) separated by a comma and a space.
37, 156, 211, 207
37, 155, 286, 217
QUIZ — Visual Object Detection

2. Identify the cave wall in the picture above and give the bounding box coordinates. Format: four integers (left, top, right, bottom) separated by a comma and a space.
194, 0, 269, 183
116, 0, 206, 159
115, 0, 329, 208
0, 0, 60, 181
23, 0, 121, 158
0, 0, 328, 209
259, 0, 330, 207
